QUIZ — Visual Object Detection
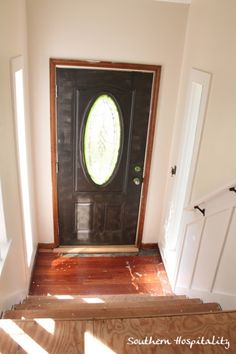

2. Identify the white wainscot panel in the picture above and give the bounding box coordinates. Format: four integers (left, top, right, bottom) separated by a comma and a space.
213, 208, 236, 295
191, 209, 232, 292
176, 218, 204, 289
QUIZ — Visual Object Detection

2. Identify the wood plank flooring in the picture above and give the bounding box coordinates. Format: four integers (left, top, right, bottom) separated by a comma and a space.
29, 250, 173, 296
4, 302, 221, 320
1, 312, 236, 353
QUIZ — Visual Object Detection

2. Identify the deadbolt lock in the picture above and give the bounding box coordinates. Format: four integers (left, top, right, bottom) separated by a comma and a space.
134, 165, 142, 173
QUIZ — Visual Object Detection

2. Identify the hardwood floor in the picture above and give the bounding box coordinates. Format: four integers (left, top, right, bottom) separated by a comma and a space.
5, 250, 236, 353
29, 250, 173, 296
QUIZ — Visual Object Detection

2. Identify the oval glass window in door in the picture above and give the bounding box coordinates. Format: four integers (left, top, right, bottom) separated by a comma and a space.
83, 94, 122, 186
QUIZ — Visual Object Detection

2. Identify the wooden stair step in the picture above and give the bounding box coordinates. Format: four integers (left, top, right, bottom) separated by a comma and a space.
4, 302, 221, 320
14, 298, 202, 311
23, 294, 187, 304
1, 311, 235, 354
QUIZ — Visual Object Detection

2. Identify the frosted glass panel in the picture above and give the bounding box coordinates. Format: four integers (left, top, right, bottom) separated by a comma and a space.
84, 94, 122, 186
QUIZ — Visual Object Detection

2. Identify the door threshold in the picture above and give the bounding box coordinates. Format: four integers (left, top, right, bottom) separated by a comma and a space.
53, 245, 139, 254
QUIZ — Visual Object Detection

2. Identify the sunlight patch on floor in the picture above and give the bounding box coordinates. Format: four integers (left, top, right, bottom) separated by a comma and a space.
55, 295, 74, 299
34, 318, 55, 335
85, 331, 116, 354
82, 297, 105, 304
0, 319, 49, 353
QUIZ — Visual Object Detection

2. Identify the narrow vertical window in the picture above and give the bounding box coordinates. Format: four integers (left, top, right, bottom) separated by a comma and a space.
12, 57, 33, 266
165, 69, 211, 251
166, 82, 202, 250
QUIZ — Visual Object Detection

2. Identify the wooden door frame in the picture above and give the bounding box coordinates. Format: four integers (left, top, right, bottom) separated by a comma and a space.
50, 58, 161, 248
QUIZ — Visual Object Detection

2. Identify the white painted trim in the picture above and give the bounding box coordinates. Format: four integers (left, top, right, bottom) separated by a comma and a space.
174, 189, 236, 310
11, 55, 35, 270
10, 56, 29, 284
210, 208, 235, 293
159, 69, 212, 295
165, 69, 211, 251
184, 69, 211, 207
187, 179, 236, 210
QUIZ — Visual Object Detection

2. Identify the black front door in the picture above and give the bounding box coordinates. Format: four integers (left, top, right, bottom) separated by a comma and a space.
56, 66, 156, 245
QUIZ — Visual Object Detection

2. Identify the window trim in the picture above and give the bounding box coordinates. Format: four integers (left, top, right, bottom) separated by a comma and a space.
11, 55, 34, 267
0, 179, 12, 275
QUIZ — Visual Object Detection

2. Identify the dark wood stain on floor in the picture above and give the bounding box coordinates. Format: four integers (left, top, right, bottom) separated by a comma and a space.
29, 250, 173, 296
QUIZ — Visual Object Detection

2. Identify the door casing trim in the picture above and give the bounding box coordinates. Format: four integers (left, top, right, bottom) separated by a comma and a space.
50, 58, 161, 248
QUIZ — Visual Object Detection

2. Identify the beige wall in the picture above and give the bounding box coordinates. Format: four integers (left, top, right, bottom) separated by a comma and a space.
27, 0, 189, 243
0, 0, 37, 310
174, 0, 236, 203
